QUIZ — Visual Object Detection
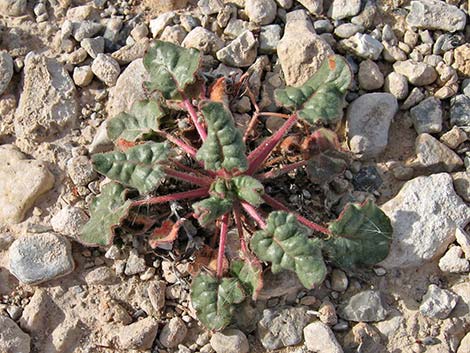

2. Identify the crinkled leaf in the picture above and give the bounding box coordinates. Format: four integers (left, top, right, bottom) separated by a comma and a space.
275, 55, 352, 125
209, 178, 234, 200
251, 211, 327, 288
306, 150, 348, 185
196, 101, 248, 172
191, 273, 245, 331
92, 141, 170, 194
231, 255, 263, 300
148, 219, 183, 249
192, 196, 233, 227
144, 40, 201, 99
107, 99, 165, 142
301, 128, 341, 158
79, 182, 131, 247
232, 175, 264, 207
324, 199, 393, 268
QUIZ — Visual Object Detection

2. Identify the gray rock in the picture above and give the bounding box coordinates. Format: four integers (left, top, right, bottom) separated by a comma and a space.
67, 155, 97, 186
9, 232, 75, 285
351, 0, 377, 29
340, 290, 388, 322
358, 59, 384, 90
148, 281, 166, 312
125, 250, 147, 276
224, 19, 252, 39
216, 30, 257, 67
81, 36, 104, 58
0, 145, 54, 225
401, 87, 425, 110
149, 12, 175, 38
0, 51, 13, 95
330, 269, 348, 292
328, 0, 361, 20
159, 25, 187, 45
440, 126, 467, 149
210, 329, 249, 353
15, 53, 78, 141
314, 19, 334, 33
304, 322, 343, 353
159, 317, 188, 348
455, 227, 470, 260
452, 171, 470, 203
450, 95, 470, 127
111, 39, 150, 64
410, 97, 442, 134
334, 23, 364, 39
91, 54, 120, 86
182, 27, 224, 55
72, 21, 103, 42
245, 0, 277, 25
347, 93, 398, 159
84, 266, 116, 285
0, 316, 30, 353
51, 205, 89, 237
73, 65, 94, 87
393, 60, 437, 86
415, 133, 463, 173
119, 317, 159, 350
439, 246, 470, 273
258, 307, 312, 350
406, 0, 466, 33
198, 0, 224, 15
259, 25, 281, 54
0, 233, 14, 250
384, 72, 408, 100
380, 173, 470, 268
257, 270, 303, 300
297, 0, 322, 15
419, 284, 459, 319
340, 33, 383, 60
0, 0, 26, 16
278, 10, 333, 86
462, 79, 470, 97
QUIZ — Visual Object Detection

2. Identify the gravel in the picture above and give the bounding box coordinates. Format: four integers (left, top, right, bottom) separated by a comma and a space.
450, 95, 470, 127
419, 284, 459, 319
393, 60, 437, 86
51, 205, 89, 237
384, 72, 408, 99
415, 133, 463, 173
91, 53, 121, 86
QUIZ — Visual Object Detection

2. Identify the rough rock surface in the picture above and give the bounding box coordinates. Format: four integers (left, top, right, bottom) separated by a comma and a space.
415, 133, 463, 172
419, 284, 459, 319
380, 173, 470, 268
210, 329, 249, 353
0, 51, 13, 95
216, 30, 257, 67
118, 317, 159, 350
340, 290, 388, 322
406, 0, 466, 32
393, 60, 437, 86
0, 316, 31, 353
304, 322, 343, 353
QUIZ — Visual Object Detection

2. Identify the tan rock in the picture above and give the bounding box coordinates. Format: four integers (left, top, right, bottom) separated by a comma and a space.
454, 44, 470, 77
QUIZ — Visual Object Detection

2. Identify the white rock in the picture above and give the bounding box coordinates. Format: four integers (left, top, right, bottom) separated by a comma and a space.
328, 0, 361, 20
297, 0, 322, 14
438, 246, 470, 273
182, 27, 224, 55
0, 145, 54, 225
0, 316, 30, 353
384, 72, 408, 99
380, 173, 470, 268
458, 332, 470, 353
406, 0, 466, 33
91, 54, 120, 86
259, 24, 281, 54
0, 51, 13, 95
455, 227, 470, 259
210, 329, 249, 353
149, 12, 175, 38
119, 317, 159, 350
48, 318, 81, 353
216, 30, 258, 67
304, 322, 343, 353
159, 317, 188, 348
72, 65, 94, 87
245, 0, 277, 25
347, 93, 398, 159
393, 60, 437, 86
51, 205, 89, 237
340, 33, 383, 60
19, 289, 51, 332
419, 284, 459, 319
125, 250, 147, 276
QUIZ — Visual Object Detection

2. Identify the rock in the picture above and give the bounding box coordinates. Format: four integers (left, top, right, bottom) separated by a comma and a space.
51, 205, 89, 237
297, 0, 322, 15
380, 173, 470, 268
0, 233, 14, 250
84, 266, 116, 285
67, 155, 97, 186
410, 97, 442, 134
15, 53, 78, 141
149, 12, 175, 38
182, 27, 224, 55
48, 318, 81, 353
277, 10, 333, 86
198, 0, 224, 15
258, 307, 311, 350
224, 19, 252, 39
328, 0, 361, 20
72, 21, 102, 42
159, 317, 187, 348
455, 227, 470, 259
406, 0, 466, 33
450, 95, 470, 127
314, 19, 334, 33
91, 54, 120, 86
257, 270, 303, 300
319, 301, 338, 325
401, 87, 426, 110
0, 51, 13, 95
452, 171, 470, 202
0, 316, 30, 353
73, 65, 94, 87
415, 133, 463, 172
351, 0, 377, 28
216, 30, 257, 67
81, 37, 104, 58
458, 332, 470, 353
304, 322, 343, 353
454, 44, 470, 77
210, 329, 249, 353
384, 72, 408, 100
344, 322, 385, 352
340, 290, 388, 322
419, 284, 459, 319
347, 93, 398, 159
439, 246, 469, 273
119, 317, 159, 350
334, 23, 364, 39
19, 289, 50, 332
358, 59, 384, 90
0, 145, 54, 225
0, 0, 27, 16
245, 0, 277, 25
159, 25, 187, 45
440, 126, 467, 149
393, 60, 437, 86
148, 280, 166, 312
340, 33, 383, 60
9, 232, 75, 285
259, 24, 281, 54
125, 250, 147, 276
111, 39, 150, 64
330, 269, 348, 292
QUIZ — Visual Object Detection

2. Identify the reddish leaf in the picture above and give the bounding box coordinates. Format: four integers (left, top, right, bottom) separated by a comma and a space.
301, 128, 340, 159
188, 245, 228, 276
116, 138, 138, 152
209, 77, 229, 105
148, 219, 184, 248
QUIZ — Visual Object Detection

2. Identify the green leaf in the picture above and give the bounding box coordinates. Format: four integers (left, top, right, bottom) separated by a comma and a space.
192, 196, 233, 227
324, 199, 393, 268
275, 55, 352, 125
144, 40, 201, 99
107, 99, 165, 142
92, 141, 170, 194
232, 175, 264, 207
196, 101, 248, 173
231, 255, 263, 300
251, 211, 327, 288
78, 182, 131, 246
191, 273, 246, 331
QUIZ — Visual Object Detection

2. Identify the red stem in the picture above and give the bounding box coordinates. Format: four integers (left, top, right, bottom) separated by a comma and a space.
258, 112, 290, 119
171, 159, 213, 178
163, 167, 212, 187
157, 130, 197, 158
241, 201, 267, 229
131, 187, 209, 207
183, 98, 207, 141
262, 194, 331, 235
246, 113, 298, 175
233, 204, 248, 253
256, 160, 308, 180
217, 213, 229, 278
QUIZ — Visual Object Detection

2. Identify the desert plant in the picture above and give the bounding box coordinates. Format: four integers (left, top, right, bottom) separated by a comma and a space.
79, 40, 393, 331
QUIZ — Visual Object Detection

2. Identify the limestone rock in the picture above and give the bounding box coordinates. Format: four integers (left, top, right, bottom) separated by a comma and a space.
454, 44, 470, 77
159, 317, 187, 348
328, 0, 361, 20
406, 0, 466, 32
245, 0, 277, 25
438, 246, 470, 273
0, 316, 30, 353
0, 0, 27, 16
358, 59, 384, 90
297, 0, 322, 15
304, 322, 343, 353
0, 51, 13, 95
340, 290, 388, 322
182, 27, 224, 55
119, 317, 159, 350
393, 60, 437, 86
340, 33, 383, 60
91, 54, 120, 86
216, 30, 257, 67
419, 284, 459, 319
51, 205, 89, 238
415, 133, 463, 173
